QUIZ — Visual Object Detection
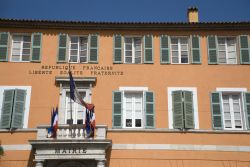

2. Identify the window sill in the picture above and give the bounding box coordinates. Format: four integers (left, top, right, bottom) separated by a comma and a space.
0, 128, 37, 133
108, 128, 250, 134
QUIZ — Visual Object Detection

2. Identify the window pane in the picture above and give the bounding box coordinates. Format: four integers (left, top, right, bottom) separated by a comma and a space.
171, 44, 178, 50
11, 55, 20, 61
22, 54, 30, 61
218, 51, 226, 63
218, 44, 226, 51
70, 56, 77, 62
23, 43, 31, 48
71, 37, 78, 43
22, 49, 30, 55
80, 50, 87, 57
12, 48, 21, 56
23, 36, 31, 42
224, 112, 231, 119
235, 120, 242, 128
71, 44, 78, 50
181, 57, 188, 63
135, 119, 141, 127
180, 38, 187, 44
223, 103, 230, 112
218, 38, 225, 44
125, 57, 132, 63
181, 45, 188, 51
125, 44, 132, 50
13, 35, 22, 42
80, 57, 87, 63
225, 120, 232, 128
126, 119, 132, 127
172, 56, 178, 63
134, 57, 141, 64
70, 50, 78, 56
171, 38, 178, 44
234, 112, 241, 120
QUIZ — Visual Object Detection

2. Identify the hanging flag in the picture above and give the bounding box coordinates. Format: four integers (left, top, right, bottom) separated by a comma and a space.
69, 71, 94, 110
47, 107, 58, 138
85, 105, 95, 138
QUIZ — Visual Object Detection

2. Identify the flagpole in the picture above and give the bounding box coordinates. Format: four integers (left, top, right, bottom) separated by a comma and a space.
68, 59, 73, 125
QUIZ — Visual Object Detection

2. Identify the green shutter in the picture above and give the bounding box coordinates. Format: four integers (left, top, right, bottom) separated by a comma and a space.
191, 35, 201, 64
207, 36, 218, 64
112, 91, 122, 128
0, 90, 14, 129
11, 89, 26, 129
160, 35, 170, 64
239, 35, 250, 64
144, 91, 155, 128
144, 35, 153, 64
244, 92, 250, 130
113, 35, 123, 63
31, 33, 42, 62
89, 34, 98, 63
0, 32, 9, 61
172, 91, 184, 129
57, 34, 67, 62
210, 92, 223, 129
183, 91, 194, 129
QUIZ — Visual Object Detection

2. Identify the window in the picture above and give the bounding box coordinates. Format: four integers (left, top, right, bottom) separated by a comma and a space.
65, 92, 86, 124
69, 36, 88, 63
11, 35, 31, 62
208, 35, 250, 64
211, 88, 250, 130
168, 87, 199, 129
217, 37, 237, 64
170, 37, 189, 64
112, 87, 154, 129
57, 34, 98, 63
124, 37, 142, 64
0, 32, 42, 62
113, 35, 153, 64
0, 86, 31, 129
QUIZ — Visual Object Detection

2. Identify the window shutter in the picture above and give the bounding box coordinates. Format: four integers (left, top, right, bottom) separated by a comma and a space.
11, 89, 26, 129
210, 92, 223, 129
244, 92, 250, 130
207, 36, 218, 64
239, 35, 250, 64
112, 91, 122, 128
89, 34, 98, 63
0, 32, 9, 61
144, 91, 155, 128
57, 34, 68, 63
31, 33, 42, 62
183, 91, 194, 129
172, 91, 184, 129
0, 90, 14, 129
113, 35, 122, 63
191, 35, 201, 64
144, 35, 153, 64
160, 35, 170, 64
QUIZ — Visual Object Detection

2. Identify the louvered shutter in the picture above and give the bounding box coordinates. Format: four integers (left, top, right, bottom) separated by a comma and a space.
191, 35, 201, 64
89, 34, 98, 63
0, 32, 9, 61
57, 34, 67, 62
183, 91, 194, 128
31, 33, 42, 62
244, 92, 250, 129
207, 36, 218, 64
239, 35, 250, 64
144, 91, 155, 128
112, 91, 122, 128
160, 35, 170, 64
172, 91, 184, 129
11, 89, 26, 129
144, 35, 153, 63
210, 92, 223, 129
113, 35, 122, 63
0, 90, 14, 129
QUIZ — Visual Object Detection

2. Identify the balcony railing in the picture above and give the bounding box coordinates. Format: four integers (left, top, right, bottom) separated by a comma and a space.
36, 124, 107, 140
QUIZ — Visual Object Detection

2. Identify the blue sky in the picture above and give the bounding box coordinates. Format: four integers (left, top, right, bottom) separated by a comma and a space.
0, 0, 250, 22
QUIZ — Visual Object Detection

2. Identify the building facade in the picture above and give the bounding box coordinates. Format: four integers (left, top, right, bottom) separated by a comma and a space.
0, 8, 250, 167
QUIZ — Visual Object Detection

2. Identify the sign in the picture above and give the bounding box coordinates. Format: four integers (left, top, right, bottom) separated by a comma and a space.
55, 147, 87, 154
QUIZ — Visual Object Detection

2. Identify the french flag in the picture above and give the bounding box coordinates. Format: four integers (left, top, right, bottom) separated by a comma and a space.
48, 107, 58, 138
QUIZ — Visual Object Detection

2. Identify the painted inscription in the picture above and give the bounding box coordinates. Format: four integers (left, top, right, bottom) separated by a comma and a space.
55, 147, 87, 154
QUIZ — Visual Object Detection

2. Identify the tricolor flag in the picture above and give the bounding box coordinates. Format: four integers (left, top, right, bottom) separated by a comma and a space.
69, 71, 95, 137
47, 107, 58, 138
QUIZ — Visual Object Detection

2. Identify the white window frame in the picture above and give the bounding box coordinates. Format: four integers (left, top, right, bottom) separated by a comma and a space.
216, 87, 247, 130
119, 87, 148, 129
170, 36, 189, 64
0, 86, 31, 128
217, 36, 237, 64
123, 36, 142, 64
10, 34, 32, 62
68, 35, 89, 63
168, 87, 199, 129
59, 88, 91, 125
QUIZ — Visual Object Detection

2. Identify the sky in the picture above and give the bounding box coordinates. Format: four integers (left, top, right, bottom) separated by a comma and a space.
0, 0, 250, 22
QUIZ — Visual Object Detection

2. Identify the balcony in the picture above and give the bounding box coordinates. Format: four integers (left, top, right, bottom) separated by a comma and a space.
29, 124, 112, 167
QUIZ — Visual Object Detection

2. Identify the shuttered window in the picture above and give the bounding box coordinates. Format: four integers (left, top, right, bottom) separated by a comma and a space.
239, 35, 250, 64
57, 34, 99, 63
112, 90, 155, 129
211, 91, 250, 130
160, 35, 170, 64
113, 35, 154, 64
0, 89, 26, 129
172, 90, 194, 129
191, 36, 201, 64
